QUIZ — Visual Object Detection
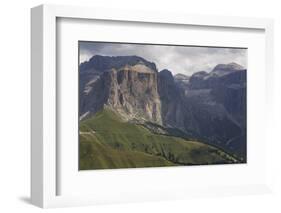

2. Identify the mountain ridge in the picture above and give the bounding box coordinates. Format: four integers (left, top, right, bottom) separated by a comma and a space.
80, 55, 157, 73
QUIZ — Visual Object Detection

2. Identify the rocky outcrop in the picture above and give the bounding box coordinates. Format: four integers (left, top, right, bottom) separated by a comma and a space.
158, 70, 185, 129
158, 69, 245, 149
173, 64, 247, 159
80, 55, 162, 124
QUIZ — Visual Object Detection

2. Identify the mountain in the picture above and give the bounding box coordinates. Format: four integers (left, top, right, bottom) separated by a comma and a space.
79, 55, 247, 169
211, 62, 245, 76
157, 69, 185, 129
174, 73, 190, 82
174, 64, 247, 159
174, 73, 190, 91
79, 55, 162, 124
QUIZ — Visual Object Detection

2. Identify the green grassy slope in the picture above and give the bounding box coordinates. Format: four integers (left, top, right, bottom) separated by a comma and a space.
79, 109, 238, 170
80, 133, 175, 170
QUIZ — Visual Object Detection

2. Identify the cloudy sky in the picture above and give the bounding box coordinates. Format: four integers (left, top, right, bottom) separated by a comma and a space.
79, 42, 247, 76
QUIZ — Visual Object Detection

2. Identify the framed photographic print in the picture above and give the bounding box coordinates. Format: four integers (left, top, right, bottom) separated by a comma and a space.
31, 4, 274, 208
78, 41, 247, 170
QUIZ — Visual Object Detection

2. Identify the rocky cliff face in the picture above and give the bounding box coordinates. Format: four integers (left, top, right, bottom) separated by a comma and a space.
158, 69, 185, 129
174, 64, 247, 158
80, 55, 162, 124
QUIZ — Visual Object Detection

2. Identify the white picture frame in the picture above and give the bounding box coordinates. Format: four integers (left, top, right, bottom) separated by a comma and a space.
31, 4, 274, 208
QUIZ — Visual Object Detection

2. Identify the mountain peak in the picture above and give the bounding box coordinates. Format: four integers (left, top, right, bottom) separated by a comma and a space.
158, 69, 174, 81
159, 69, 172, 75
174, 73, 190, 81
213, 62, 245, 72
191, 71, 208, 78
80, 55, 157, 72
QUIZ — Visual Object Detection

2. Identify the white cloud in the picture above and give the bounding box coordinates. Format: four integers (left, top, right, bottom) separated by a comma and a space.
79, 42, 247, 76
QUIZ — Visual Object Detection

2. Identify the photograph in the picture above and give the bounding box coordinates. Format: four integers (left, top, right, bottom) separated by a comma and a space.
78, 41, 247, 170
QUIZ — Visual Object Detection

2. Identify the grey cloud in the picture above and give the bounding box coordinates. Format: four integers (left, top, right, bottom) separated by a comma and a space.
79, 42, 247, 76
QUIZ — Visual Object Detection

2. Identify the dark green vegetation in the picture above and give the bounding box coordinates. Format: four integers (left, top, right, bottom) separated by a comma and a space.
79, 109, 238, 170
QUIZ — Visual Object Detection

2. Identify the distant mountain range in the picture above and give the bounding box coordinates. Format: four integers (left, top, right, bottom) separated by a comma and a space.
79, 55, 246, 169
